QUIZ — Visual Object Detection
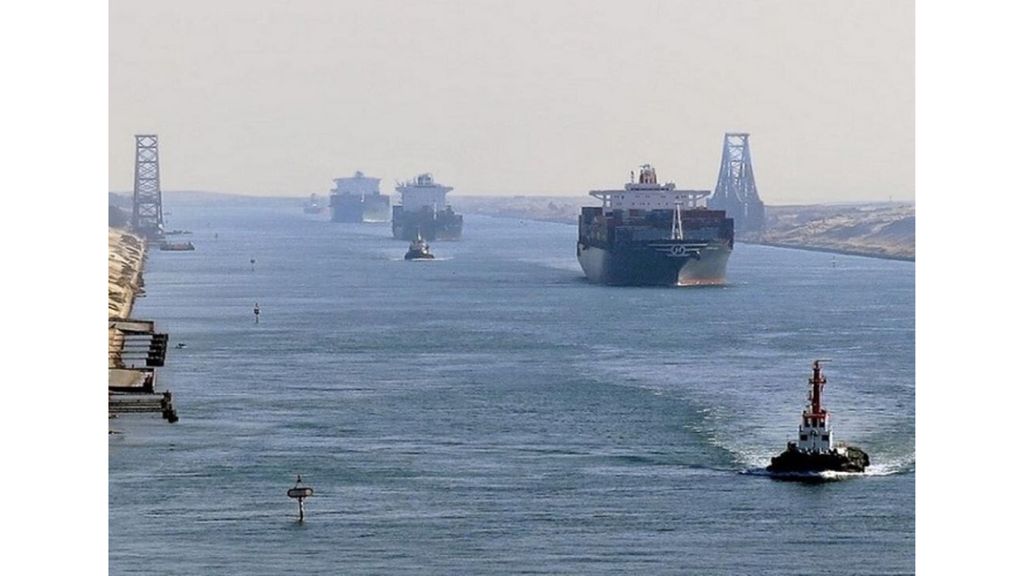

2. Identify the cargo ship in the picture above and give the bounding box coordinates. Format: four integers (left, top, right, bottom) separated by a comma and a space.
767, 360, 870, 477
329, 171, 390, 223
392, 173, 462, 241
577, 164, 734, 286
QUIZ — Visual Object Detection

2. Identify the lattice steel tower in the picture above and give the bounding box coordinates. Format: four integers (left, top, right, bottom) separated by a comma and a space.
131, 134, 164, 239
709, 133, 765, 234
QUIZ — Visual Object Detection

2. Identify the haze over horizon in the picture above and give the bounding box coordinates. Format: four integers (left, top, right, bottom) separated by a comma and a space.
110, 0, 913, 204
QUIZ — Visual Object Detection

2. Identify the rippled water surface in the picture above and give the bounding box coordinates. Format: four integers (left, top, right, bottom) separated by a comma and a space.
111, 196, 914, 575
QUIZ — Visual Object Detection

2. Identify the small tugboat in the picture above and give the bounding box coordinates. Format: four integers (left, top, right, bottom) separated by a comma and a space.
404, 233, 435, 260
304, 193, 325, 214
767, 360, 869, 478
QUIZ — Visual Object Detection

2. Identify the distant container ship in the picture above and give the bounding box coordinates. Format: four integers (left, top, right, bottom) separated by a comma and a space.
392, 173, 462, 241
329, 171, 390, 223
577, 164, 734, 286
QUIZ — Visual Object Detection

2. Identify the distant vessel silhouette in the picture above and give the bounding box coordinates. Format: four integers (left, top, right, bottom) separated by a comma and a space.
392, 173, 462, 241
329, 171, 390, 222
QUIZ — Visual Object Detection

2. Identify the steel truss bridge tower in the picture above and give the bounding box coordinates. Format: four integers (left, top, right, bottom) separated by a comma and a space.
131, 134, 164, 239
709, 133, 765, 234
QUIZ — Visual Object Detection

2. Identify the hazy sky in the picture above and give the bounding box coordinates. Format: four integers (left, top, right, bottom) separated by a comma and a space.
109, 0, 913, 203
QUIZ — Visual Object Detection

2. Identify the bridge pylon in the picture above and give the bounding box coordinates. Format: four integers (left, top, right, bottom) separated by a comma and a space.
131, 134, 164, 239
709, 133, 765, 234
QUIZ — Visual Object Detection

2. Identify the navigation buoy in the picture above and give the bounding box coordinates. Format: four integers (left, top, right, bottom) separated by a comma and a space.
287, 475, 313, 521
250, 258, 256, 271
253, 303, 261, 324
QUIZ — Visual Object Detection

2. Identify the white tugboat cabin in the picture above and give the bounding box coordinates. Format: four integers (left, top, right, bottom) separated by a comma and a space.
796, 360, 834, 453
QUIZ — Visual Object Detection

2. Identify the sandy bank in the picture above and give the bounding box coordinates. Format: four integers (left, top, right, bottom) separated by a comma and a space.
108, 228, 146, 319
109, 229, 146, 369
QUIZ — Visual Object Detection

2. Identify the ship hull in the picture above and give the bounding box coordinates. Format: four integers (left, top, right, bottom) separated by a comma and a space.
392, 207, 463, 241
576, 241, 731, 286
330, 194, 390, 223
767, 445, 870, 475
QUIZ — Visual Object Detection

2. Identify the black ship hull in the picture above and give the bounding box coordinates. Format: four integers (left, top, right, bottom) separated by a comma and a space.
576, 241, 731, 286
767, 445, 870, 475
392, 206, 463, 241
330, 194, 390, 223
404, 250, 435, 260
577, 205, 733, 287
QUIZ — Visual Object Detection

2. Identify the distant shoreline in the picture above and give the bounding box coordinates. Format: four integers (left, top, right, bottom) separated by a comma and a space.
111, 193, 915, 263
466, 212, 916, 263
738, 240, 915, 263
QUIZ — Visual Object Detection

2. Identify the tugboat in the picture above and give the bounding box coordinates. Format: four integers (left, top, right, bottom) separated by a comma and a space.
404, 233, 435, 261
767, 360, 869, 477
304, 193, 325, 214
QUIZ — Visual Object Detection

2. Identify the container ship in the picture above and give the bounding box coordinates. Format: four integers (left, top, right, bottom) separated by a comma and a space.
329, 171, 390, 223
577, 164, 733, 286
392, 173, 462, 241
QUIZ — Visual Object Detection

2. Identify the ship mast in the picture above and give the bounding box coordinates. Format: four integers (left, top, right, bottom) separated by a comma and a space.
672, 201, 684, 240
809, 359, 826, 415
796, 359, 834, 453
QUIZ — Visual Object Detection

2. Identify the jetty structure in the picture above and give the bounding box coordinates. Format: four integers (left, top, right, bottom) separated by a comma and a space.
109, 134, 178, 423
108, 229, 177, 423
767, 360, 869, 477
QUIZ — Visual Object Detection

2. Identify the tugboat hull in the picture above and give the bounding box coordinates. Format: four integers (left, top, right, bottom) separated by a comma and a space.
767, 445, 870, 474
404, 251, 435, 261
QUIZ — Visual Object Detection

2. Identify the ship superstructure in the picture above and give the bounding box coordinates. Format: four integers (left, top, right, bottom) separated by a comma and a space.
392, 173, 462, 241
577, 164, 734, 286
797, 360, 834, 453
329, 171, 390, 223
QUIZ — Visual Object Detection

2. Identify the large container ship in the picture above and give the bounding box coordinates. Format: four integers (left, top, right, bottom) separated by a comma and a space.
329, 171, 390, 223
577, 164, 734, 286
392, 173, 462, 241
